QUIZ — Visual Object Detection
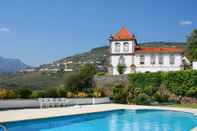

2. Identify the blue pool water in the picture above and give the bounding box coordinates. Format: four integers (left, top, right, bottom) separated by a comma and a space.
1, 109, 197, 131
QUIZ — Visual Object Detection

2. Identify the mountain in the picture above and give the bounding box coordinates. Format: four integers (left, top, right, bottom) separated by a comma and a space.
0, 56, 30, 74
39, 42, 186, 71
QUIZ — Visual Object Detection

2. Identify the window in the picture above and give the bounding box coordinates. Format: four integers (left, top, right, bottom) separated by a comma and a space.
150, 54, 156, 64
123, 42, 129, 52
140, 55, 145, 64
115, 43, 120, 52
170, 55, 175, 65
119, 56, 125, 65
159, 55, 163, 64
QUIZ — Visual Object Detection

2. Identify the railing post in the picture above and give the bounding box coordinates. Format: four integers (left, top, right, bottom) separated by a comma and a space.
92, 97, 95, 105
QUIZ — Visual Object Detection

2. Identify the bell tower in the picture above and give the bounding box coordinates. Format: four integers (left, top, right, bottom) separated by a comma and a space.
109, 27, 137, 75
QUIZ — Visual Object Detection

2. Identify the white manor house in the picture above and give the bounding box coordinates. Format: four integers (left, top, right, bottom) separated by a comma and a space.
109, 27, 184, 75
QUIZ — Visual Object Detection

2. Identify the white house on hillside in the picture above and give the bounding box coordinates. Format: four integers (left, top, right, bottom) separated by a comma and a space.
109, 27, 184, 75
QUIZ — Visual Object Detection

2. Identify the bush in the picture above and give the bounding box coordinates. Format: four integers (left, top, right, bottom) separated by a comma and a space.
162, 70, 197, 103
96, 72, 105, 76
186, 87, 197, 98
112, 84, 128, 103
56, 86, 66, 97
93, 87, 105, 97
30, 90, 45, 98
117, 64, 126, 74
143, 85, 158, 96
7, 90, 18, 99
64, 64, 96, 93
77, 92, 88, 97
153, 92, 169, 103
18, 88, 32, 98
0, 88, 9, 99
133, 93, 152, 105
66, 92, 74, 98
128, 72, 161, 90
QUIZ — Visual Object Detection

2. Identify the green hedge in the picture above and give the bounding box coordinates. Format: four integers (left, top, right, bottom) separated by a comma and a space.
112, 70, 197, 104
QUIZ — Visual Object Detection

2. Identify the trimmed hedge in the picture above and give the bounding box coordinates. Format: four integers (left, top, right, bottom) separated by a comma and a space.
112, 70, 197, 104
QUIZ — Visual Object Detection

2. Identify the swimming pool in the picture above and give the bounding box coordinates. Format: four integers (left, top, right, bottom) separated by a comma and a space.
1, 109, 197, 131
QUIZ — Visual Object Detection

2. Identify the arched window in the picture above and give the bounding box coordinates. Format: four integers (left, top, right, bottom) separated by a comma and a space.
140, 55, 145, 64
123, 42, 129, 52
150, 54, 156, 64
159, 55, 163, 64
170, 55, 175, 64
119, 56, 125, 65
115, 43, 120, 52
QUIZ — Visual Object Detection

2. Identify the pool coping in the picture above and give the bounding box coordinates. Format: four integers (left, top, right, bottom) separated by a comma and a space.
0, 104, 197, 130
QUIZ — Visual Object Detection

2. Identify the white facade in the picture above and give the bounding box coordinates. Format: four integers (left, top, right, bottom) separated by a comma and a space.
192, 61, 197, 70
109, 39, 183, 75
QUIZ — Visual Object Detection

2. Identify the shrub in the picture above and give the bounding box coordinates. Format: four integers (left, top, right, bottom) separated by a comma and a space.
112, 84, 128, 103
18, 88, 32, 98
66, 92, 74, 98
77, 92, 88, 97
143, 85, 158, 96
128, 72, 161, 90
153, 92, 169, 103
30, 90, 45, 98
93, 87, 105, 97
7, 90, 18, 99
186, 87, 197, 98
117, 64, 126, 74
162, 70, 197, 103
96, 72, 105, 76
45, 87, 58, 97
56, 86, 66, 97
133, 93, 151, 105
64, 64, 96, 93
0, 88, 9, 99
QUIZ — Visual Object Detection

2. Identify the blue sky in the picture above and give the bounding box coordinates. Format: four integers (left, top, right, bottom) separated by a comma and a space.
0, 0, 196, 66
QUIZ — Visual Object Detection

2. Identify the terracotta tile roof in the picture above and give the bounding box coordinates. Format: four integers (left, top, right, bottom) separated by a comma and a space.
112, 27, 135, 41
135, 47, 184, 53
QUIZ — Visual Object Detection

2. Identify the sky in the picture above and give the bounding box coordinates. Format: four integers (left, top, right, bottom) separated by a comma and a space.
0, 0, 196, 66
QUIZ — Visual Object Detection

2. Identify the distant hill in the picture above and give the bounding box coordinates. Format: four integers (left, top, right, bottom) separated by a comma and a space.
39, 42, 186, 71
0, 56, 30, 74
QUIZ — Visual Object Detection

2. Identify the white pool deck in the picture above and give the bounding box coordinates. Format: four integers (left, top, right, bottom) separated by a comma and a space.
0, 104, 197, 130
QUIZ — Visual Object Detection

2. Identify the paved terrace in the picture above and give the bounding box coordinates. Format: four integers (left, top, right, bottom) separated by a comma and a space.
0, 104, 197, 130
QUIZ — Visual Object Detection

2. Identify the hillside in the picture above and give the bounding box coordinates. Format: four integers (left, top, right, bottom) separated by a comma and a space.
0, 42, 186, 90
0, 56, 29, 74
39, 42, 185, 71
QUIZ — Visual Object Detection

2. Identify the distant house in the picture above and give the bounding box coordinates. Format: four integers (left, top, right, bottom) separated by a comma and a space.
18, 68, 36, 73
109, 27, 184, 75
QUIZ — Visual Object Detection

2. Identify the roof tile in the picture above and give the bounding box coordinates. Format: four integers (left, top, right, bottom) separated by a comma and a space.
112, 27, 135, 41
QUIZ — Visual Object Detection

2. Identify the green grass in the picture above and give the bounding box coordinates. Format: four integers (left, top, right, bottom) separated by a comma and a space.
167, 103, 197, 109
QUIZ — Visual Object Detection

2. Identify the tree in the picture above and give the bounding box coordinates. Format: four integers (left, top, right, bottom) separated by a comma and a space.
18, 88, 32, 98
112, 84, 128, 103
57, 64, 65, 77
64, 64, 96, 93
186, 29, 197, 61
79, 64, 96, 92
162, 70, 197, 103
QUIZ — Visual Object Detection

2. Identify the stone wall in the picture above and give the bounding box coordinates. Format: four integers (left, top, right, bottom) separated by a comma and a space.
93, 75, 128, 95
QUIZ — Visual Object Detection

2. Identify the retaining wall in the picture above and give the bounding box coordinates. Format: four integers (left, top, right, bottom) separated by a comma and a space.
0, 97, 111, 109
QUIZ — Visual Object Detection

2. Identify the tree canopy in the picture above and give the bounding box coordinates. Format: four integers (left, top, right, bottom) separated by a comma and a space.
186, 29, 197, 61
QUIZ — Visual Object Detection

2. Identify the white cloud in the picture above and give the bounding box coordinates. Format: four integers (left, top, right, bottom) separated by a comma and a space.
179, 20, 192, 26
0, 24, 11, 33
